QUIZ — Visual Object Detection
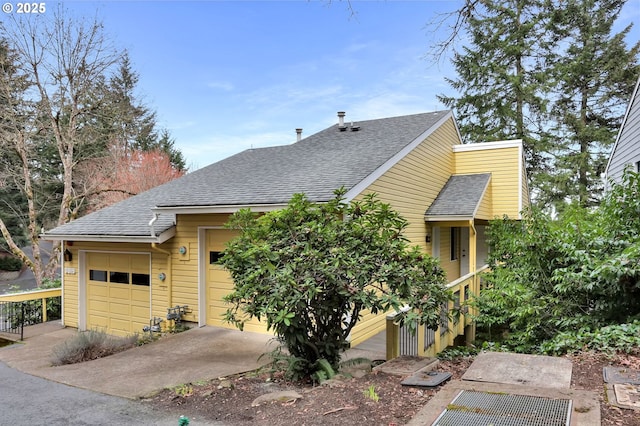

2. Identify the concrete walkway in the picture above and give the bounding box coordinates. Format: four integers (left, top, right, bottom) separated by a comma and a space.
0, 322, 276, 398
408, 351, 601, 425
0, 322, 387, 399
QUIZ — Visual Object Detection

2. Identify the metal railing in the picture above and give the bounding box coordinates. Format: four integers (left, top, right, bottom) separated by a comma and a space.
0, 288, 62, 340
386, 265, 489, 360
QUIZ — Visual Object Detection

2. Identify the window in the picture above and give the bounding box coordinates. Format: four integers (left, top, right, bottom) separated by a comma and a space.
132, 273, 150, 286
89, 270, 107, 282
209, 251, 223, 264
635, 160, 640, 173
109, 271, 130, 284
450, 227, 460, 261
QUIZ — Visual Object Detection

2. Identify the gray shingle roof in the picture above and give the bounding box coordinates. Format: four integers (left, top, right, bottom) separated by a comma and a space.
425, 173, 491, 217
45, 111, 451, 240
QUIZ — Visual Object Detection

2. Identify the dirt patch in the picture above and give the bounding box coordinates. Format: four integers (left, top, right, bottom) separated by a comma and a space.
146, 351, 639, 426
570, 350, 640, 426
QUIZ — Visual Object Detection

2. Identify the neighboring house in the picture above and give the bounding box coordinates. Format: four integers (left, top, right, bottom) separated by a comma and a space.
605, 75, 640, 188
44, 111, 529, 345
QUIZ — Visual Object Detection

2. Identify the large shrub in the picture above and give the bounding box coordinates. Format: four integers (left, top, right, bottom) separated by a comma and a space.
476, 170, 640, 353
222, 189, 449, 380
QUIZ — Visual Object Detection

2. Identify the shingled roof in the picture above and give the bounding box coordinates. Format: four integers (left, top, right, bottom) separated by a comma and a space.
45, 110, 452, 241
425, 173, 491, 218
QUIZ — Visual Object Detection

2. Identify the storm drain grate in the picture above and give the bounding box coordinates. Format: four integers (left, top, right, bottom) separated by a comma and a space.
432, 390, 572, 426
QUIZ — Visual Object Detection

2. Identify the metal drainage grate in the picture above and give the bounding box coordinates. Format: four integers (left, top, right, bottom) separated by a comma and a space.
432, 390, 572, 426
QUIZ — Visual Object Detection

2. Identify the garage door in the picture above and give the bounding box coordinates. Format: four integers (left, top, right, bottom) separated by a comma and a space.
86, 252, 151, 337
205, 229, 267, 333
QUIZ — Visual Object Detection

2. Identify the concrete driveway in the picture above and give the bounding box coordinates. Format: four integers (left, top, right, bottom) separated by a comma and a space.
0, 322, 275, 399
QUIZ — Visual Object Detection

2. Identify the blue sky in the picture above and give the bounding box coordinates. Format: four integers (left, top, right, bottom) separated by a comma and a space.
58, 1, 640, 169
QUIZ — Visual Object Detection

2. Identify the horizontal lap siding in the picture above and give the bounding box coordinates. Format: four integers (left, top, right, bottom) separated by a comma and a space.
350, 118, 458, 343
170, 214, 232, 323
608, 91, 640, 183
356, 118, 457, 249
475, 183, 493, 220
454, 146, 522, 219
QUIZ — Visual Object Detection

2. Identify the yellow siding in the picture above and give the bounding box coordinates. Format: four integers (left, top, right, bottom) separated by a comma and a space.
350, 307, 386, 346
351, 117, 460, 340
167, 214, 231, 323
355, 117, 458, 250
475, 181, 493, 220
454, 146, 522, 219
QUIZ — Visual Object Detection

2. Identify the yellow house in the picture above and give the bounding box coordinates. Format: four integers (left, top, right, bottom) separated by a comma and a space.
44, 111, 528, 345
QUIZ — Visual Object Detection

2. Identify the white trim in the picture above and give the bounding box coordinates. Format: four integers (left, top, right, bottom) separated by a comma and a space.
44, 227, 176, 244
343, 111, 455, 200
78, 251, 86, 330
432, 227, 440, 259
153, 204, 288, 215
452, 139, 523, 152
518, 141, 524, 217
60, 240, 65, 327
197, 226, 228, 328
79, 250, 152, 333
424, 215, 474, 222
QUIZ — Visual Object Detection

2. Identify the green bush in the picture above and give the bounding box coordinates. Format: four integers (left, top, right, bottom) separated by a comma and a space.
222, 189, 449, 381
0, 256, 23, 271
51, 329, 138, 365
540, 321, 640, 355
474, 170, 640, 354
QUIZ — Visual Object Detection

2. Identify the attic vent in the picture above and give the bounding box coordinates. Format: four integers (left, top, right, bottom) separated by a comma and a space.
338, 111, 347, 131
296, 128, 302, 142
350, 122, 360, 131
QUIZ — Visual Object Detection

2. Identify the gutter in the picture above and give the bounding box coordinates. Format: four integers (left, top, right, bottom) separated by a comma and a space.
151, 242, 173, 310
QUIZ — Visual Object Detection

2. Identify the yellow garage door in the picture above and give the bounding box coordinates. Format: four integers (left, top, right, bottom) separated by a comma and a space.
86, 252, 150, 337
206, 229, 267, 333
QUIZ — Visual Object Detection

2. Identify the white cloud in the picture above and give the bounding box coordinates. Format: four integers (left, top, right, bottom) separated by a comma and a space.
207, 81, 235, 91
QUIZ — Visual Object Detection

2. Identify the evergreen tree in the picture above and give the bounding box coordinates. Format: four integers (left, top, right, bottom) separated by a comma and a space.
156, 129, 187, 171
437, 0, 639, 209
438, 0, 552, 190
103, 51, 157, 154
543, 0, 639, 207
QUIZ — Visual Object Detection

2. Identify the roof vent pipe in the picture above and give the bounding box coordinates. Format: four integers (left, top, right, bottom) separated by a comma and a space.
296, 128, 302, 142
337, 111, 346, 130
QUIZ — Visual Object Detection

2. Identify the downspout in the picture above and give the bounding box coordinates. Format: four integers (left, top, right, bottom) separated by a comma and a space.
151, 243, 173, 311
467, 219, 479, 344
60, 240, 65, 327
149, 213, 173, 309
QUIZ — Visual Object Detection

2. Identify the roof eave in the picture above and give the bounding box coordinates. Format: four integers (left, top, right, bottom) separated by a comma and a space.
424, 215, 475, 222
43, 226, 176, 244
151, 203, 290, 215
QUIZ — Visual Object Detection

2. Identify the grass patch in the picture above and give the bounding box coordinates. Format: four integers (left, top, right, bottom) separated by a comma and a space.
51, 329, 138, 365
